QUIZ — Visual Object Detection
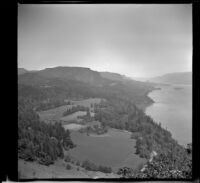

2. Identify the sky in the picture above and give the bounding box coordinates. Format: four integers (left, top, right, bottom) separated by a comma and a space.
18, 4, 192, 78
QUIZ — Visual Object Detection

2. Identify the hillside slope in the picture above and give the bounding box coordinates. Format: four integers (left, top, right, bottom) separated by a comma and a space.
100, 71, 129, 81
18, 66, 155, 110
18, 159, 119, 179
18, 68, 29, 75
36, 67, 109, 86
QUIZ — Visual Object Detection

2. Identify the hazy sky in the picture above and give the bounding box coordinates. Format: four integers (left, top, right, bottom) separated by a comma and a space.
18, 4, 192, 78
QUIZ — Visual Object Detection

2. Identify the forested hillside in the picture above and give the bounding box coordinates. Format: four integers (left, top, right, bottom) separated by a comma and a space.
18, 67, 154, 110
18, 98, 75, 165
100, 71, 128, 81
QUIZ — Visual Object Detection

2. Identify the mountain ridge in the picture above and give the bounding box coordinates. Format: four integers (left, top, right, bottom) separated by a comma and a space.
149, 72, 192, 84
132, 71, 192, 85
18, 66, 155, 110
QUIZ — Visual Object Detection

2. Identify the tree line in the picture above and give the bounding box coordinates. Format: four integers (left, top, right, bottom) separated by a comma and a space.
63, 105, 90, 116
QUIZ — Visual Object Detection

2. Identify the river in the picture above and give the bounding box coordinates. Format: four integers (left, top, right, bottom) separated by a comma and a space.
145, 84, 192, 146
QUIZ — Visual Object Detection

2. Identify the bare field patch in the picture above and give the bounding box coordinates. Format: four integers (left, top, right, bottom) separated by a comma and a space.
63, 123, 86, 130
60, 111, 87, 122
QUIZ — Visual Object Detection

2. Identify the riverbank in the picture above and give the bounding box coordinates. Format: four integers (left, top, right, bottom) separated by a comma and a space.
145, 84, 192, 146
136, 88, 156, 111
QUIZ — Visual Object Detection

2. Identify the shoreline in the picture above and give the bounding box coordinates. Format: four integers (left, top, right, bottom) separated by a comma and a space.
143, 84, 192, 147
136, 87, 157, 112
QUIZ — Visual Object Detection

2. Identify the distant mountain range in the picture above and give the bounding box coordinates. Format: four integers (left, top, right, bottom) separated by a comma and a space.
18, 68, 131, 83
133, 72, 192, 85
148, 72, 192, 85
17, 67, 142, 86
18, 67, 110, 86
18, 67, 192, 85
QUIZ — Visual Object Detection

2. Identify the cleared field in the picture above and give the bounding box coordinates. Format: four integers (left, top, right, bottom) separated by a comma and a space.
38, 105, 73, 122
72, 98, 103, 108
68, 128, 146, 172
60, 111, 87, 122
63, 123, 86, 130
38, 98, 102, 123
85, 120, 101, 127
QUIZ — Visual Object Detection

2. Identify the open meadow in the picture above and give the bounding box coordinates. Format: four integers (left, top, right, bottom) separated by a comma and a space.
68, 128, 146, 172
38, 98, 102, 123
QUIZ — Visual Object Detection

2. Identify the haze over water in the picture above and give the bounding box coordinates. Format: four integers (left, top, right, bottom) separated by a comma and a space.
146, 84, 192, 146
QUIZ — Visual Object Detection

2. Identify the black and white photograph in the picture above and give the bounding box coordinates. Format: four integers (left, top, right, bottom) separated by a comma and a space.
18, 3, 193, 179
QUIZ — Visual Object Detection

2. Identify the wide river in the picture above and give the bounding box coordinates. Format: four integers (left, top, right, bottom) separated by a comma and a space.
145, 84, 192, 147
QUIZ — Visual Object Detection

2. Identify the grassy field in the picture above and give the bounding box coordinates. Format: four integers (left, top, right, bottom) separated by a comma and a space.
18, 128, 144, 178
18, 159, 119, 179
63, 123, 86, 130
38, 98, 102, 123
68, 128, 146, 172
60, 111, 87, 122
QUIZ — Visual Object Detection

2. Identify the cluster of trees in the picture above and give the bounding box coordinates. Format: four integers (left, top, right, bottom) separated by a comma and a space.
18, 84, 68, 111
133, 123, 176, 159
18, 99, 75, 166
81, 160, 112, 173
64, 155, 112, 173
118, 143, 192, 179
79, 124, 108, 135
18, 84, 66, 111
36, 99, 66, 111
92, 100, 108, 111
65, 101, 72, 105
77, 111, 93, 123
63, 105, 90, 116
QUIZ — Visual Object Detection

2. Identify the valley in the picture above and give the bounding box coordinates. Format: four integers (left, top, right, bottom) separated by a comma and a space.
18, 67, 192, 179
